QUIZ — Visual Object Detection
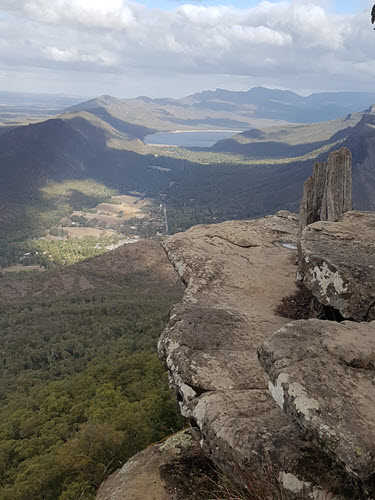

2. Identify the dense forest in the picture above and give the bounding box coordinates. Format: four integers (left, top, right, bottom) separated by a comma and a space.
164, 159, 310, 233
0, 242, 185, 499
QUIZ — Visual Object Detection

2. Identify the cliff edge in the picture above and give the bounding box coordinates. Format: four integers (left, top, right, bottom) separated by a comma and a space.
97, 149, 375, 499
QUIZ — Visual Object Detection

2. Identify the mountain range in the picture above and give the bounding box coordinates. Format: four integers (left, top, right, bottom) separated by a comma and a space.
4, 86, 375, 136
1, 88, 375, 252
62, 87, 375, 133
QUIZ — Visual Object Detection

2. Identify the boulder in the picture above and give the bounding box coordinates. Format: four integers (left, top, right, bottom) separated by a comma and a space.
96, 429, 209, 500
299, 211, 375, 321
299, 148, 352, 234
259, 318, 375, 484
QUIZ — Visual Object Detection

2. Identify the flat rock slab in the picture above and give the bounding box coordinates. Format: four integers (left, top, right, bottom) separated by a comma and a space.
259, 319, 375, 482
300, 211, 375, 321
160, 211, 299, 398
159, 212, 332, 482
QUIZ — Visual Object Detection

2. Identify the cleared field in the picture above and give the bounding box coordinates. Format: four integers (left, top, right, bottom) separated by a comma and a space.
71, 194, 152, 226
64, 227, 118, 238
3, 264, 45, 273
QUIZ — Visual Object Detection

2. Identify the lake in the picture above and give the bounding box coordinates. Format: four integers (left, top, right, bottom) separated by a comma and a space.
144, 130, 242, 148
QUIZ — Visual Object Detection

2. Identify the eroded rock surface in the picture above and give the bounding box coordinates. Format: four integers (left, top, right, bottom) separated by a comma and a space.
259, 319, 375, 483
299, 211, 375, 321
158, 212, 338, 485
299, 148, 352, 234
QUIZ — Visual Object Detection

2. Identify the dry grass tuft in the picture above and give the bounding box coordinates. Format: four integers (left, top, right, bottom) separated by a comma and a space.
208, 457, 288, 500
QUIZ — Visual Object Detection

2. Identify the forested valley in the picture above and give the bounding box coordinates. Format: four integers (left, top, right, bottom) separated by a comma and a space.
0, 242, 185, 499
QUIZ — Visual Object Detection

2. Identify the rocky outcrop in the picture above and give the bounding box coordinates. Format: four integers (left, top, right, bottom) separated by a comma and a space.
299, 148, 352, 234
299, 211, 375, 321
259, 319, 375, 486
158, 212, 349, 494
96, 430, 208, 500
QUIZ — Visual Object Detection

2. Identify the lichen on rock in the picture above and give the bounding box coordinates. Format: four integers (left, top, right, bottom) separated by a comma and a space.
299, 211, 375, 321
259, 319, 375, 485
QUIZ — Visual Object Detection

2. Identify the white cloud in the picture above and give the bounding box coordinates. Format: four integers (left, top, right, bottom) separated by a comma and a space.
44, 47, 118, 66
20, 0, 138, 28
0, 0, 373, 96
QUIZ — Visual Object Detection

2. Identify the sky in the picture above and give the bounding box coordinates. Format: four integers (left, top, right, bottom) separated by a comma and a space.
0, 0, 374, 99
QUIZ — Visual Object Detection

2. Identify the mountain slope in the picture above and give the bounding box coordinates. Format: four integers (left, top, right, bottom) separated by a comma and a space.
0, 108, 153, 205
0, 118, 91, 201
210, 106, 375, 211
210, 111, 364, 158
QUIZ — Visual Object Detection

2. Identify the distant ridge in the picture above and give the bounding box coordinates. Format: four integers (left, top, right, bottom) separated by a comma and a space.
66, 87, 375, 132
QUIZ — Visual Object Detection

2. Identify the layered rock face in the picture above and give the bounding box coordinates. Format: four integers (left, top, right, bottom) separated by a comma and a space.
299, 148, 352, 234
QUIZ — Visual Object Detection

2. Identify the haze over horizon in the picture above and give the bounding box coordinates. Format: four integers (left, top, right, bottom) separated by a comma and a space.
0, 0, 374, 99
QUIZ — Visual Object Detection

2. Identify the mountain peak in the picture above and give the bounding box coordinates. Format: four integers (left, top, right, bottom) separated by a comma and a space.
366, 104, 375, 115
65, 95, 119, 113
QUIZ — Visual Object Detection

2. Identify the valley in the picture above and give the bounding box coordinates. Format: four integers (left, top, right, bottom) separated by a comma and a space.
144, 130, 243, 147
3, 92, 375, 269
0, 241, 185, 499
1, 87, 375, 499
1, 192, 165, 272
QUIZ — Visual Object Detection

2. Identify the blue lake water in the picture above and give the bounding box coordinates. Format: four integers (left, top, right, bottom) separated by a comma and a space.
144, 130, 242, 148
